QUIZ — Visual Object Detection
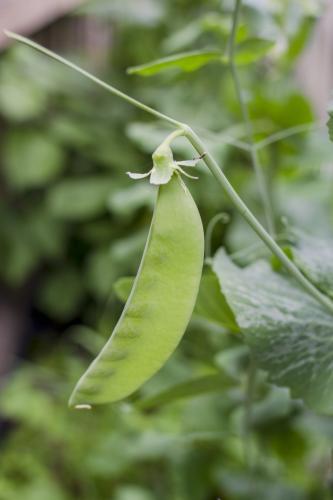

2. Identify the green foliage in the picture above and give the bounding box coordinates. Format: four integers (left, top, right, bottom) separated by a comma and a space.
126, 39, 274, 77
194, 268, 239, 332
1, 0, 333, 498
37, 267, 85, 321
233, 38, 275, 64
127, 50, 223, 76
212, 248, 333, 414
47, 177, 114, 220
292, 233, 333, 299
3, 130, 65, 189
136, 373, 232, 410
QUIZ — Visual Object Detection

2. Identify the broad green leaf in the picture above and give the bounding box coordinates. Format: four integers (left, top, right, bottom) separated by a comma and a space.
3, 130, 65, 189
127, 50, 222, 76
292, 234, 333, 299
194, 269, 239, 332
213, 249, 333, 414
136, 373, 232, 410
47, 177, 113, 220
234, 38, 275, 65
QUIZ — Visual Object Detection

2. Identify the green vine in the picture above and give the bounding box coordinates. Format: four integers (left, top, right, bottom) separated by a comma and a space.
5, 29, 333, 316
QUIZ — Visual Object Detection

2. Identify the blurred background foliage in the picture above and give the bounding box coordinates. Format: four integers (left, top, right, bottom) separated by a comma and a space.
1, 0, 333, 499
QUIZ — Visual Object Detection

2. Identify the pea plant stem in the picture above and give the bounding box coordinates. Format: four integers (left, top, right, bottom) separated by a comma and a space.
3, 31, 181, 129
184, 126, 333, 315
6, 30, 333, 316
227, 0, 276, 236
255, 122, 323, 150
205, 213, 229, 260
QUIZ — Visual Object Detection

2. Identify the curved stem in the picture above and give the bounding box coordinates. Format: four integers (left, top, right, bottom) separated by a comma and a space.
205, 213, 230, 259
7, 30, 333, 315
227, 0, 275, 236
160, 128, 185, 146
4, 30, 183, 129
184, 126, 333, 315
255, 122, 323, 150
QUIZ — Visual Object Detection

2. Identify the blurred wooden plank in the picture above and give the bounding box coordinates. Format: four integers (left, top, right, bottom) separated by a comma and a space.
296, 2, 333, 121
0, 0, 83, 49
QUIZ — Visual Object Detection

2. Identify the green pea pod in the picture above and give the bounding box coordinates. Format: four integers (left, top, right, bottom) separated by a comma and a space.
69, 173, 204, 407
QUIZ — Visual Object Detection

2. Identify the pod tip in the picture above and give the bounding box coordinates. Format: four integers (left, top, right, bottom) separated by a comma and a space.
74, 404, 92, 410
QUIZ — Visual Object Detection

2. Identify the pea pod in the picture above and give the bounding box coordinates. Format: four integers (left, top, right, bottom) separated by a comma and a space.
69, 173, 204, 407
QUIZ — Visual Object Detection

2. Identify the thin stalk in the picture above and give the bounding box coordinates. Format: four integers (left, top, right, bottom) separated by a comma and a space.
196, 125, 252, 152
227, 0, 275, 235
184, 126, 333, 315
4, 30, 182, 129
6, 31, 333, 315
205, 212, 230, 259
160, 128, 184, 146
255, 122, 323, 150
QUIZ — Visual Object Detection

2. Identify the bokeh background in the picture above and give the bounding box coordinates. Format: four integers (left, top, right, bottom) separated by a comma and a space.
1, 0, 333, 499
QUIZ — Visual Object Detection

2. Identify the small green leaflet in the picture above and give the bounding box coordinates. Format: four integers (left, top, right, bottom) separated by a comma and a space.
212, 249, 333, 415
233, 38, 275, 65
127, 50, 222, 76
136, 373, 232, 410
113, 276, 134, 302
194, 269, 239, 332
127, 38, 274, 77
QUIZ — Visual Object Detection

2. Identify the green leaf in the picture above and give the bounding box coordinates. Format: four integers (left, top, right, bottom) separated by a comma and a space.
234, 38, 275, 65
3, 130, 65, 189
133, 38, 274, 77
85, 246, 117, 299
47, 177, 113, 220
108, 182, 154, 216
36, 267, 84, 321
213, 249, 333, 414
250, 386, 293, 427
136, 373, 232, 410
0, 71, 47, 121
292, 234, 333, 300
327, 106, 333, 142
194, 269, 239, 332
127, 50, 222, 76
113, 276, 134, 302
